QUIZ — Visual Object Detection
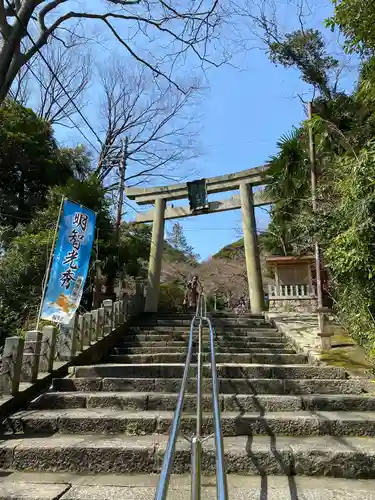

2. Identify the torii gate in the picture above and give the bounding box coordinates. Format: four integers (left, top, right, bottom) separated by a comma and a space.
126, 165, 272, 314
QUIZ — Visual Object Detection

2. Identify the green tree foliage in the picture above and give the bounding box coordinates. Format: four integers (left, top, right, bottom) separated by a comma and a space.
262, 17, 375, 352
0, 99, 154, 342
118, 223, 151, 278
0, 176, 153, 341
166, 222, 199, 264
262, 129, 310, 255
317, 142, 375, 347
0, 177, 111, 339
327, 0, 375, 55
269, 29, 339, 98
213, 238, 244, 259
158, 280, 186, 312
0, 101, 86, 227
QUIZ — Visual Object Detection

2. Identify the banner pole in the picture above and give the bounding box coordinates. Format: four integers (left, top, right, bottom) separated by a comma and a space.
36, 196, 65, 331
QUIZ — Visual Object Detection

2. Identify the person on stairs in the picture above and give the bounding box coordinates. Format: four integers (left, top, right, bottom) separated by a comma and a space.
183, 275, 203, 312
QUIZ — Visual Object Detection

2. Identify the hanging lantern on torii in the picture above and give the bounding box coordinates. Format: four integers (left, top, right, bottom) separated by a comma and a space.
187, 179, 209, 212
125, 165, 271, 314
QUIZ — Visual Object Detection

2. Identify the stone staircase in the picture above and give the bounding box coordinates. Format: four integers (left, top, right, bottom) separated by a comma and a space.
2, 312, 375, 499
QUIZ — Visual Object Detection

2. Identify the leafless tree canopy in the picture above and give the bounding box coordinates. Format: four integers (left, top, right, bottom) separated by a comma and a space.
10, 39, 91, 126
199, 256, 249, 303
0, 0, 223, 103
96, 61, 201, 187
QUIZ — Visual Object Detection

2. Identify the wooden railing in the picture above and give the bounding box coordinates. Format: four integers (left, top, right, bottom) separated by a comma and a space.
0, 285, 145, 397
268, 284, 315, 298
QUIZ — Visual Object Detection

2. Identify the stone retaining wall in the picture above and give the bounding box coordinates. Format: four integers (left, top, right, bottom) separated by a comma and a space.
268, 298, 318, 313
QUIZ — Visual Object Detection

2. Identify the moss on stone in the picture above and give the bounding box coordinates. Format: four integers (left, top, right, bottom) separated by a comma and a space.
319, 346, 373, 376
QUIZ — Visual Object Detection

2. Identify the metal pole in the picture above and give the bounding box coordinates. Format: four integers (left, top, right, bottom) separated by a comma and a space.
207, 316, 228, 500
308, 102, 323, 310
36, 196, 65, 331
154, 317, 197, 500
191, 317, 203, 500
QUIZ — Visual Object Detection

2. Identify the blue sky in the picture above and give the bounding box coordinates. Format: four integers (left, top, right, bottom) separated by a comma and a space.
53, 0, 358, 261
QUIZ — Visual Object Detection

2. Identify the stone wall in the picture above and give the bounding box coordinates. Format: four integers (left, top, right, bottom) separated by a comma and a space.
269, 297, 318, 313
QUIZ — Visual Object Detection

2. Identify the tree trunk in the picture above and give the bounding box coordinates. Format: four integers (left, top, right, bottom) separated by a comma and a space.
0, 2, 34, 103
0, 33, 24, 103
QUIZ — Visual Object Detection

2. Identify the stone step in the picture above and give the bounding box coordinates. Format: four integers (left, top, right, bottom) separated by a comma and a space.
120, 340, 289, 349
142, 312, 264, 318
106, 353, 307, 365
125, 334, 284, 344
72, 363, 344, 380
31, 392, 375, 413
129, 325, 278, 333
112, 346, 296, 354
133, 318, 269, 327
52, 377, 365, 395
212, 312, 265, 318
127, 330, 282, 339
8, 409, 375, 438
3, 474, 375, 500
2, 434, 375, 478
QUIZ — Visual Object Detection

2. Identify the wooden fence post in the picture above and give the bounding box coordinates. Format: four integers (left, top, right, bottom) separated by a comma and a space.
40, 325, 57, 373
22, 330, 43, 383
0, 336, 24, 395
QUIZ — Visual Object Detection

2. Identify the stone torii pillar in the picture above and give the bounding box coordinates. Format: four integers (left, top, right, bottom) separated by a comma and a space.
126, 166, 271, 314
144, 198, 166, 312
240, 183, 264, 313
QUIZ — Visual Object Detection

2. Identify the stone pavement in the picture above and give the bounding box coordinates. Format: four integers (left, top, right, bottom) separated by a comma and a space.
2, 473, 375, 499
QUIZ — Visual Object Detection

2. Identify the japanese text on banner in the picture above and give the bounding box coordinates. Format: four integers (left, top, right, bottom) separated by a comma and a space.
41, 200, 96, 325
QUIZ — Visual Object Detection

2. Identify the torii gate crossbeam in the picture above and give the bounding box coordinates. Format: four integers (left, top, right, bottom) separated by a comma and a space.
126, 166, 272, 313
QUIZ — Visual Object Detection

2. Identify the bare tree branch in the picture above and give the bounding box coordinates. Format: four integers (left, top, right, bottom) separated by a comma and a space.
96, 59, 201, 187
10, 36, 91, 127
0, 0, 224, 102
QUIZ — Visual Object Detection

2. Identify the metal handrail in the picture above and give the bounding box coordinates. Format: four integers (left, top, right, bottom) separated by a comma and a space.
154, 294, 228, 500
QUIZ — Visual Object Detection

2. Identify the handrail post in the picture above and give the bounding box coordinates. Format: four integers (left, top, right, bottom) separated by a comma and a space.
191, 437, 202, 500
191, 317, 203, 500
154, 317, 197, 500
207, 315, 229, 500
154, 294, 228, 500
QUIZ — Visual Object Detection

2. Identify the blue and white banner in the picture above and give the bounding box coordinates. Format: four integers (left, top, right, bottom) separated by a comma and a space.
41, 199, 96, 325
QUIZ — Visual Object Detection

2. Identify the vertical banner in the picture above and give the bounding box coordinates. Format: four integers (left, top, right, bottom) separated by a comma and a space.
41, 200, 96, 325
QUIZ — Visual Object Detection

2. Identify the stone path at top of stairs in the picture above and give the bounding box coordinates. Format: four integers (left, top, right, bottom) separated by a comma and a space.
2, 312, 375, 499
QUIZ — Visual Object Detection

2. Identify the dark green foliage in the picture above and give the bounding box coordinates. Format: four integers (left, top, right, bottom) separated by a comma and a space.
206, 294, 226, 311
0, 100, 152, 342
269, 29, 339, 98
213, 239, 244, 259
327, 0, 375, 55
0, 101, 84, 227
262, 17, 375, 353
158, 280, 186, 312
263, 129, 310, 256
166, 222, 199, 264
0, 177, 112, 340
